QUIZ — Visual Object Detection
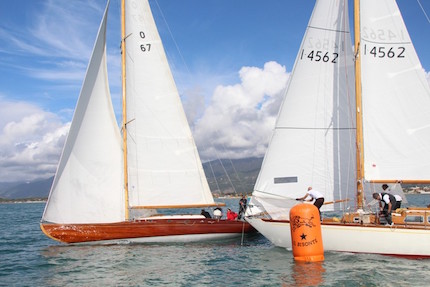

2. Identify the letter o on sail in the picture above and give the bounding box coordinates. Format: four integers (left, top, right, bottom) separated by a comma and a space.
290, 204, 324, 262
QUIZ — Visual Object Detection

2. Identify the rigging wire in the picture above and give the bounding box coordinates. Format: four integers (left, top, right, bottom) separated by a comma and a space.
214, 153, 238, 194
208, 161, 221, 194
416, 0, 430, 24
215, 132, 248, 194
153, 0, 192, 75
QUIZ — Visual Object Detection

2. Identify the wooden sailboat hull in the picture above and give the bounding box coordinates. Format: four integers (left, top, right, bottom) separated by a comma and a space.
246, 217, 430, 259
40, 218, 256, 244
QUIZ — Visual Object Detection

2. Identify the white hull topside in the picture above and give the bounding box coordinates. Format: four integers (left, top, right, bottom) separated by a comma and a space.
246, 217, 430, 258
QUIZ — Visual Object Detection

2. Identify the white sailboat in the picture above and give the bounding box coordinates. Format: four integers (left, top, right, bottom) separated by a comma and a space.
40, 0, 254, 244
246, 0, 430, 258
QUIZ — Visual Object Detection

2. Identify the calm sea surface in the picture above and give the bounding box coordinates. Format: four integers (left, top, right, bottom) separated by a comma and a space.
1, 196, 430, 286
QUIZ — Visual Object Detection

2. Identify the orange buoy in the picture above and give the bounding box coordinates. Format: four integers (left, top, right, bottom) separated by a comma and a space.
290, 203, 324, 262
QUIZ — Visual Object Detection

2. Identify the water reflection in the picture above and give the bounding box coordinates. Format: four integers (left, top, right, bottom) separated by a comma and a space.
294, 261, 325, 286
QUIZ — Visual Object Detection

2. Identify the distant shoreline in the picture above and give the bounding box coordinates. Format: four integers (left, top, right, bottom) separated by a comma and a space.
0, 198, 47, 204
1, 192, 428, 204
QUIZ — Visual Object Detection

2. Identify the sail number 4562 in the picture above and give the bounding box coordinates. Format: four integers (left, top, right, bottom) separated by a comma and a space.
300, 49, 339, 63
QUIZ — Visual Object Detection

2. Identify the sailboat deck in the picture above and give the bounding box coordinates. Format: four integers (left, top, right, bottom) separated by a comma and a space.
260, 207, 430, 230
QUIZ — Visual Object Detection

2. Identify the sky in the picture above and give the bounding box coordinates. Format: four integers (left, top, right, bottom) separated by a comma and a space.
0, 0, 430, 183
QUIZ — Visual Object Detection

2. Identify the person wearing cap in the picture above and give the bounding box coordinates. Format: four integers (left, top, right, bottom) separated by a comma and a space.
373, 184, 396, 226
296, 187, 325, 220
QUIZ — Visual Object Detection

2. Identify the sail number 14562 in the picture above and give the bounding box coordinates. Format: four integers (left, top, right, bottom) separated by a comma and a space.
300, 49, 339, 63
363, 44, 405, 58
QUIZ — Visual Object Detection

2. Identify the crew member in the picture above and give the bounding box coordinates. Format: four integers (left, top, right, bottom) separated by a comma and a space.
296, 187, 325, 220
373, 187, 396, 226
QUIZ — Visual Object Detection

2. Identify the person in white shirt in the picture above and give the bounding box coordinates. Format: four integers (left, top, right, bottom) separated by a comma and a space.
296, 187, 325, 220
213, 207, 222, 219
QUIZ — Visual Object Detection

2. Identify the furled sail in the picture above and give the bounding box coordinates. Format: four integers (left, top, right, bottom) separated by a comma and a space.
360, 0, 430, 182
42, 2, 125, 224
252, 0, 356, 215
124, 0, 214, 208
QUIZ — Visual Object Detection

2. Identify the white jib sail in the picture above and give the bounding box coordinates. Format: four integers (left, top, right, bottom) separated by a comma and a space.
124, 0, 214, 208
42, 2, 125, 224
252, 0, 356, 216
360, 0, 430, 181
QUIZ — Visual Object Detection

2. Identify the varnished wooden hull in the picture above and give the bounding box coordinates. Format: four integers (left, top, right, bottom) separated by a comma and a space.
40, 218, 256, 244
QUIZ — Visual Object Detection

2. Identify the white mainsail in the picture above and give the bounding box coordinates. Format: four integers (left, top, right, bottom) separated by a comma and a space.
124, 0, 214, 208
360, 0, 430, 181
252, 0, 356, 216
42, 2, 125, 224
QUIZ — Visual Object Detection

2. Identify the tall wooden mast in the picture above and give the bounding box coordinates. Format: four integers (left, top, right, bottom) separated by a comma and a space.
121, 0, 129, 220
354, 0, 365, 209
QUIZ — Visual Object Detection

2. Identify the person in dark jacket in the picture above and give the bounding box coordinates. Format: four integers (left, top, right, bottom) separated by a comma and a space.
238, 194, 247, 219
373, 187, 396, 226
200, 209, 211, 218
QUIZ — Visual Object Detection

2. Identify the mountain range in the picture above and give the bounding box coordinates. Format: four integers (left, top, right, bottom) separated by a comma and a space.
0, 157, 263, 200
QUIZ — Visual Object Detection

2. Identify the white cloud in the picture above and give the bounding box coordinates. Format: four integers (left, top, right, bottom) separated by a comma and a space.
0, 98, 69, 182
193, 61, 289, 160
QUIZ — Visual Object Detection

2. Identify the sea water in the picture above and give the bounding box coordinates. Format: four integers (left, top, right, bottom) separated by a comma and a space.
1, 196, 430, 286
